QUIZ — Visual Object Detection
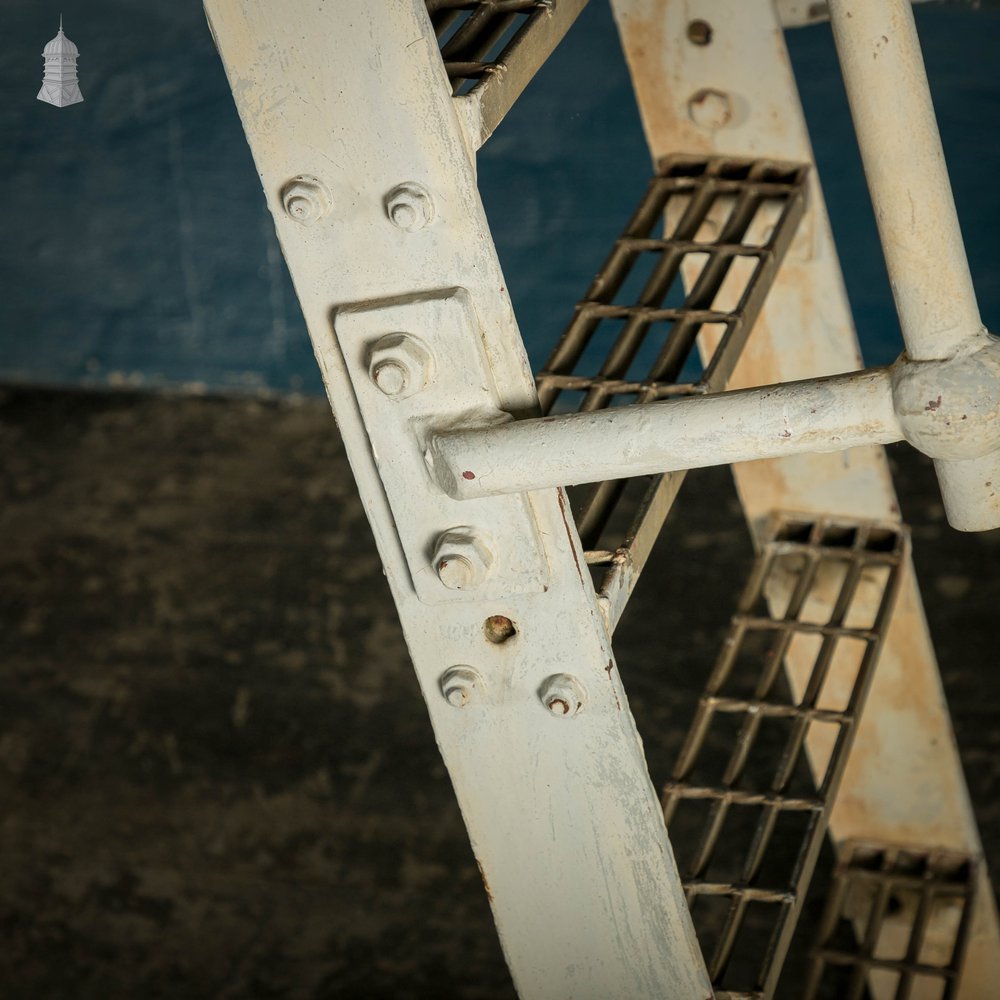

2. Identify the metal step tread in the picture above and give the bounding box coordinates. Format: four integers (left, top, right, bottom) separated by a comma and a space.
804, 840, 979, 1000
535, 155, 809, 631
661, 513, 908, 998
426, 0, 586, 141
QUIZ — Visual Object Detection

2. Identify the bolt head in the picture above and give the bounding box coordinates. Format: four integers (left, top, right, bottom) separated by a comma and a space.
688, 89, 733, 130
385, 182, 434, 232
390, 202, 417, 229
440, 665, 483, 708
539, 674, 587, 718
437, 553, 476, 590
433, 528, 495, 591
371, 359, 408, 397
368, 333, 434, 399
280, 175, 331, 225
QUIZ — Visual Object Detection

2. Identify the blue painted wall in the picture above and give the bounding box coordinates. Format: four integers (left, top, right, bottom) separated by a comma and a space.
1, 2, 998, 394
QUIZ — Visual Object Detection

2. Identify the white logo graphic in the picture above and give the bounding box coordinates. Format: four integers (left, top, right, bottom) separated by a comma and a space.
37, 16, 84, 108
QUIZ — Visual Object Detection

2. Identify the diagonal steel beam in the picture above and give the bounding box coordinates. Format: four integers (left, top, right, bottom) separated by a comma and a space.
204, 1, 710, 996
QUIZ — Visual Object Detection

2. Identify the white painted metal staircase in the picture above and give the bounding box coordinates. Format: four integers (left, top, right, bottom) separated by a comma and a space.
204, 1, 1000, 996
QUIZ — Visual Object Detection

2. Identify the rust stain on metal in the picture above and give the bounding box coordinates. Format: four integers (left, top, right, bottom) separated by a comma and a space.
605, 659, 622, 711
475, 858, 494, 904
615, 10, 711, 156
556, 488, 584, 584
483, 614, 517, 644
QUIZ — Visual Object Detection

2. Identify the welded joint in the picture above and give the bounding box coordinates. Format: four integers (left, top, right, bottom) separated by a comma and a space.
891, 330, 1000, 461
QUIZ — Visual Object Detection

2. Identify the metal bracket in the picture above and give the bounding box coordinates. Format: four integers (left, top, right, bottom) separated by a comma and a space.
333, 286, 550, 605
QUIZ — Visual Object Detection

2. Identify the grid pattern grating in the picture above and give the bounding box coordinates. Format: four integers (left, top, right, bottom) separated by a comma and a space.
427, 0, 552, 95
662, 514, 908, 998
804, 841, 978, 1000
535, 156, 808, 630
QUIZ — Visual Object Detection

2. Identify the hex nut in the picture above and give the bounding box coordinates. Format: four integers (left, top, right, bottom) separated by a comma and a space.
280, 175, 331, 225
433, 527, 495, 591
368, 333, 435, 399
687, 88, 733, 131
539, 673, 587, 718
385, 182, 435, 232
440, 666, 484, 708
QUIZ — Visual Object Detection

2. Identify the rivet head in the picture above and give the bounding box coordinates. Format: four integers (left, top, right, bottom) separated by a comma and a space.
385, 182, 435, 232
687, 19, 713, 45
687, 88, 733, 130
440, 665, 483, 708
281, 175, 331, 225
539, 674, 587, 717
432, 528, 495, 591
483, 615, 517, 645
368, 333, 435, 399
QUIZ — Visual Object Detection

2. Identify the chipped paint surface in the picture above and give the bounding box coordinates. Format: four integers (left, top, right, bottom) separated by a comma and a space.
204, 1, 710, 996
777, 0, 937, 29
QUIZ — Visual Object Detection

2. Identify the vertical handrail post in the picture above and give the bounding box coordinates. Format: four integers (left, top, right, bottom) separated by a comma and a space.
829, 0, 1000, 531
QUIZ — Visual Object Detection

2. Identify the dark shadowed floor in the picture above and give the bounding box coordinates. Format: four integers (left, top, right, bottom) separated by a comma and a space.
0, 385, 997, 999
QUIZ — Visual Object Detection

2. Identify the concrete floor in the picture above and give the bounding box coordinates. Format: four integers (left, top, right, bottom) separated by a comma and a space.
0, 385, 997, 999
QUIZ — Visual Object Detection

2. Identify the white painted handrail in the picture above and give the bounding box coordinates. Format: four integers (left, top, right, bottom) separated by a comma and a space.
828, 0, 980, 359
433, 0, 1000, 529
780, 0, 953, 30
430, 340, 1000, 508
428, 368, 902, 500
828, 0, 1000, 531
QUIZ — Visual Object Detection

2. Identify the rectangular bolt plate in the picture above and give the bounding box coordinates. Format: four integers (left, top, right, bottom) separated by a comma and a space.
332, 287, 549, 605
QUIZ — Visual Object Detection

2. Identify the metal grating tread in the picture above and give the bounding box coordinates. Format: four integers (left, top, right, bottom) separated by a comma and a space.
428, 0, 544, 93
535, 155, 808, 632
662, 513, 908, 998
426, 0, 587, 141
804, 840, 978, 1000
